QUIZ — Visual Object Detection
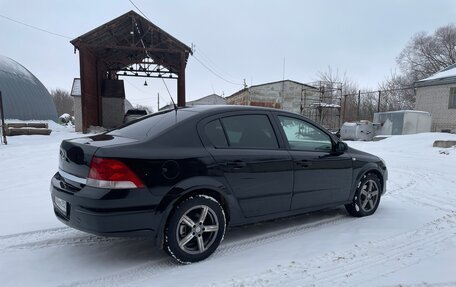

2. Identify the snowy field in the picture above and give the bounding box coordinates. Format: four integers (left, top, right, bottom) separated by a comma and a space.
1, 123, 456, 287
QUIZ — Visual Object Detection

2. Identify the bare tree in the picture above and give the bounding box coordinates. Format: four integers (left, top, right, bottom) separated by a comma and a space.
316, 67, 361, 123
51, 88, 73, 116
397, 24, 456, 81
378, 72, 415, 111
378, 24, 456, 112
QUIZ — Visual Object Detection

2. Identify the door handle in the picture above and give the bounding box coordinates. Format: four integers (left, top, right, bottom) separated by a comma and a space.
226, 161, 247, 169
295, 160, 312, 168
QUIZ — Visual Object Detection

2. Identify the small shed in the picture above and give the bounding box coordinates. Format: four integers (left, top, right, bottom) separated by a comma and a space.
373, 110, 431, 135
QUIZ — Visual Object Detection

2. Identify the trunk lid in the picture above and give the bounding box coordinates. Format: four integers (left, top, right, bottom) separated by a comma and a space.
59, 134, 138, 179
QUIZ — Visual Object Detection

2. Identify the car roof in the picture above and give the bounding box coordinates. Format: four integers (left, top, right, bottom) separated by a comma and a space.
171, 104, 286, 116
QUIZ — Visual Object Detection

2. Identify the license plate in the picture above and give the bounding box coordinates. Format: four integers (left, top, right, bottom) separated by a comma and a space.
54, 196, 67, 214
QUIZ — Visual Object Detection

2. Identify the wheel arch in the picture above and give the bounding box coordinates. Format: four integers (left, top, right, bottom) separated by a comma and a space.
170, 187, 231, 224
365, 169, 384, 191
349, 164, 385, 201
154, 182, 232, 249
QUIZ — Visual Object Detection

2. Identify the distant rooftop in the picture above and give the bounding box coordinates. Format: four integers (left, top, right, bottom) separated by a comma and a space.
415, 63, 456, 87
227, 79, 318, 99
159, 94, 226, 111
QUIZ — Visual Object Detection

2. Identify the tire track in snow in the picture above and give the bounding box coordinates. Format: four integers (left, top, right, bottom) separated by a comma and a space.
386, 168, 418, 195
0, 227, 135, 253
388, 169, 456, 213
60, 212, 356, 287
213, 212, 353, 259
213, 212, 456, 287
380, 281, 456, 287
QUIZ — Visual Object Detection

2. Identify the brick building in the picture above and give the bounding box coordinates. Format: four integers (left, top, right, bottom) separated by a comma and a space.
226, 80, 319, 115
415, 64, 456, 133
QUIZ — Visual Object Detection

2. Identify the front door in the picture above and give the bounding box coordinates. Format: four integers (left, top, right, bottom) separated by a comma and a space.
276, 115, 353, 210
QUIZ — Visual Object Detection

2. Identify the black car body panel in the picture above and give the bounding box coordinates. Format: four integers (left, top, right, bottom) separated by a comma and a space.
50, 105, 387, 248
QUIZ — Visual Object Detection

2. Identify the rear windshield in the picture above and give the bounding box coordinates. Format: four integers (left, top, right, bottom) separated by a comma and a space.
107, 109, 195, 140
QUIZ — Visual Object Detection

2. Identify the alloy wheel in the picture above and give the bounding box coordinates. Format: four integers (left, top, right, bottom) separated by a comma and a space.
359, 179, 380, 212
176, 205, 219, 255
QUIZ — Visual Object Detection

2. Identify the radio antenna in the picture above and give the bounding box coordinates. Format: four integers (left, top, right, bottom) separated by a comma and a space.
161, 78, 177, 112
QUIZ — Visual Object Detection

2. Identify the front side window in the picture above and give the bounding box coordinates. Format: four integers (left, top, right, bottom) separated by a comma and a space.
449, 88, 456, 109
220, 115, 278, 149
278, 116, 332, 152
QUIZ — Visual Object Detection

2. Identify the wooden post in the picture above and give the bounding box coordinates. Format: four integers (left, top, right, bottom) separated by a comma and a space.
177, 52, 186, 107
0, 91, 7, 145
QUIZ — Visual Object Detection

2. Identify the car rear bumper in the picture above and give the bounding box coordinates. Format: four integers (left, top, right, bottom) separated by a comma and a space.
50, 172, 161, 238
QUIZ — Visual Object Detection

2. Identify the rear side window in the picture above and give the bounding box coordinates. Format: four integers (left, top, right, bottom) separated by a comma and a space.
204, 120, 228, 147
107, 110, 195, 140
221, 115, 278, 149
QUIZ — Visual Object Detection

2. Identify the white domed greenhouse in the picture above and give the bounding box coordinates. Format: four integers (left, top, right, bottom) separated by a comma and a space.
0, 55, 57, 120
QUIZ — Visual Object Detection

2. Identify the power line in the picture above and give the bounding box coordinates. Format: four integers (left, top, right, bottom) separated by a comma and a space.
126, 1, 176, 105
126, 0, 243, 87
0, 13, 72, 39
128, 0, 150, 20
192, 55, 243, 86
195, 46, 239, 81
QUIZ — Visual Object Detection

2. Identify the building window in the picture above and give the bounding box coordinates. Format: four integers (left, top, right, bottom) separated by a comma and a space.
450, 88, 456, 109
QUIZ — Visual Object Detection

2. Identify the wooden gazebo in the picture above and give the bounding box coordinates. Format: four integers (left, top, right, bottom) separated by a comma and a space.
71, 10, 192, 132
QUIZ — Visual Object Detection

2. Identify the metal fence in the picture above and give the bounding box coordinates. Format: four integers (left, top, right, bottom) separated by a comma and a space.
300, 83, 415, 131
300, 82, 343, 131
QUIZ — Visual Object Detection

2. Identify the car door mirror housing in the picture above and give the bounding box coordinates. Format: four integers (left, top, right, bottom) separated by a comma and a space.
334, 142, 348, 154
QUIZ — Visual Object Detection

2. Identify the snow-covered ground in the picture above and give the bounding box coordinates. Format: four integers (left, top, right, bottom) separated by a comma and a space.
1, 125, 456, 287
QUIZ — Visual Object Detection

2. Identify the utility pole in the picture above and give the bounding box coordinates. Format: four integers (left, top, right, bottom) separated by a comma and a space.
343, 94, 348, 124
357, 90, 361, 121
157, 92, 160, 112
0, 91, 7, 145
377, 90, 381, 112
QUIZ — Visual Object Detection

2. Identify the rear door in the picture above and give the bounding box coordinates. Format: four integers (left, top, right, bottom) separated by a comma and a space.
274, 114, 353, 210
199, 112, 293, 218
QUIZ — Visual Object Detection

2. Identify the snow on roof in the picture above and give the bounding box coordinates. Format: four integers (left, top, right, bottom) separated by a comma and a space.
418, 63, 456, 82
0, 55, 37, 84
310, 102, 341, 108
0, 55, 57, 121
71, 78, 81, 97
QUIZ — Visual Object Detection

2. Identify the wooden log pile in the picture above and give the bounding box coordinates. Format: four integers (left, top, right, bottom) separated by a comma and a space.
4, 123, 52, 136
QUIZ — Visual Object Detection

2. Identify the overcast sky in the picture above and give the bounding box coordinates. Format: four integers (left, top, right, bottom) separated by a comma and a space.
1, 0, 456, 111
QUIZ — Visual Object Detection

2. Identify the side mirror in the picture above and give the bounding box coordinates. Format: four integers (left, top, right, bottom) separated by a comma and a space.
334, 141, 348, 154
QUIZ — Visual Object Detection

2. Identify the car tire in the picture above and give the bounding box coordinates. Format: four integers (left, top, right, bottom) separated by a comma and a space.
345, 173, 381, 217
164, 195, 226, 264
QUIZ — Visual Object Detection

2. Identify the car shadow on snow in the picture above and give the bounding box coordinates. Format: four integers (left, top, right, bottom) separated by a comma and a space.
60, 207, 350, 265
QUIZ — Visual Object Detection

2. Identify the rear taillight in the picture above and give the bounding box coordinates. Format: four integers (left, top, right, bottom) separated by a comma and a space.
86, 157, 145, 189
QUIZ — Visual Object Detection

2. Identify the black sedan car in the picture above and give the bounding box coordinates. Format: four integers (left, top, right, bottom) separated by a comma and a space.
51, 105, 387, 263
